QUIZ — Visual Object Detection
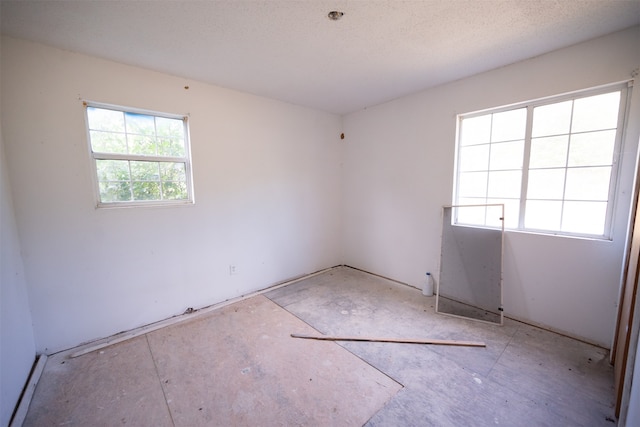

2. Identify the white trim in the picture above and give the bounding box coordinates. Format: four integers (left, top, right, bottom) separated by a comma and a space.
10, 354, 48, 427
83, 100, 188, 121
92, 153, 188, 163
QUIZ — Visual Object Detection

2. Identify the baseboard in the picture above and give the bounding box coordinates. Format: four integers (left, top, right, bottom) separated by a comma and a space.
342, 265, 609, 349
9, 354, 47, 427
61, 265, 341, 359
343, 265, 421, 290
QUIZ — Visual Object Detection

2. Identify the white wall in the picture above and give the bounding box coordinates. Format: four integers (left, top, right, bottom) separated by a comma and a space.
1, 115, 36, 424
1, 36, 343, 354
342, 26, 640, 347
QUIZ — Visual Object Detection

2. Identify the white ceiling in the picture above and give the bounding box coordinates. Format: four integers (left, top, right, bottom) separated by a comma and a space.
1, 1, 639, 115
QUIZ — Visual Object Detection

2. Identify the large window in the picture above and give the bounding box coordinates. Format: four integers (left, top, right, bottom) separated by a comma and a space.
85, 102, 194, 207
453, 83, 629, 238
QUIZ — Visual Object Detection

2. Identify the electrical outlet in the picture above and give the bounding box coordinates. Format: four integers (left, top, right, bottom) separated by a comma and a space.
229, 264, 238, 275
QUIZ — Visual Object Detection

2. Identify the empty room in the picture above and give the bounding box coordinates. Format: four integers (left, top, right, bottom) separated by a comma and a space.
2, 1, 640, 426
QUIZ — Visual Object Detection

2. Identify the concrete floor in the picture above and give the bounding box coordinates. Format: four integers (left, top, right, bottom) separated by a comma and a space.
24, 266, 616, 426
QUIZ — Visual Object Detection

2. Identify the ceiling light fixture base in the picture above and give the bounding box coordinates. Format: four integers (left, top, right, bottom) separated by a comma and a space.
328, 11, 344, 21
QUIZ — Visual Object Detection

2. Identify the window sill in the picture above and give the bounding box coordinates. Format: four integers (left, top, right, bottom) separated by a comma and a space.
95, 199, 195, 210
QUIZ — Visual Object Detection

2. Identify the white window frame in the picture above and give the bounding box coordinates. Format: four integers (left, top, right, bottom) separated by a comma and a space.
84, 101, 195, 208
452, 81, 632, 240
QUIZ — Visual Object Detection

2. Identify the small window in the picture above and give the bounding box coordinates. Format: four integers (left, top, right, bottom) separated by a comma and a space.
84, 102, 194, 207
453, 83, 629, 238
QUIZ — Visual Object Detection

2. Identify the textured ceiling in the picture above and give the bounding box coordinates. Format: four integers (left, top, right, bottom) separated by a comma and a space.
1, 1, 639, 115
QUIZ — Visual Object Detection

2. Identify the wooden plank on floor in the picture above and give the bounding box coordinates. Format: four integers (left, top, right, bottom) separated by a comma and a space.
290, 333, 486, 347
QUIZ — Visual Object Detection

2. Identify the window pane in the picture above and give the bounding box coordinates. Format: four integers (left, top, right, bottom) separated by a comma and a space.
487, 199, 519, 229
485, 205, 502, 228
458, 172, 487, 198
561, 201, 607, 235
132, 181, 161, 200
460, 115, 491, 146
525, 200, 562, 231
455, 204, 486, 226
160, 162, 187, 182
487, 170, 521, 198
87, 107, 125, 132
489, 140, 524, 170
162, 182, 188, 200
529, 136, 568, 168
491, 108, 526, 142
459, 144, 489, 172
572, 91, 620, 133
457, 198, 487, 206
125, 112, 155, 136
564, 167, 611, 201
532, 100, 572, 137
99, 181, 131, 202
130, 161, 160, 181
480, 201, 506, 228
567, 130, 616, 167
90, 130, 127, 154
527, 169, 565, 200
158, 137, 186, 157
156, 117, 184, 139
96, 160, 130, 182
129, 134, 157, 156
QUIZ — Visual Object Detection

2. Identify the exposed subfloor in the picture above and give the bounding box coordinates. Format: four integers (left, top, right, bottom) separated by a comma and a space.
23, 266, 616, 426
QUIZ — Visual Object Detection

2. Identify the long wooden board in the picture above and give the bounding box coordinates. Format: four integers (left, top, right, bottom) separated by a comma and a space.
291, 333, 486, 347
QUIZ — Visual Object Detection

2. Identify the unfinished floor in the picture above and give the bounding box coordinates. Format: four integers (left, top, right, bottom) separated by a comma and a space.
23, 267, 616, 426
